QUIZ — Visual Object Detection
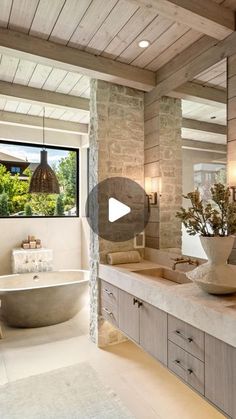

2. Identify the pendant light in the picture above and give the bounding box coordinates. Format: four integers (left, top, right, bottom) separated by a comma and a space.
29, 109, 60, 194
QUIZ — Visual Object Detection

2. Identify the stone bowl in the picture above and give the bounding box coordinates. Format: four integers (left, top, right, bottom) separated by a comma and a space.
193, 279, 236, 295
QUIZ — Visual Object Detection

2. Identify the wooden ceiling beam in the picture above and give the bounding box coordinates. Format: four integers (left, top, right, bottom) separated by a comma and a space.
156, 36, 217, 85
132, 0, 235, 40
182, 138, 226, 153
182, 118, 226, 135
145, 30, 236, 105
0, 111, 88, 135
0, 80, 90, 112
170, 82, 226, 108
0, 125, 82, 147
0, 28, 155, 92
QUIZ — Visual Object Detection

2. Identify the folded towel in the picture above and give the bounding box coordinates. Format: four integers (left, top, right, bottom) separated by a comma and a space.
107, 250, 141, 265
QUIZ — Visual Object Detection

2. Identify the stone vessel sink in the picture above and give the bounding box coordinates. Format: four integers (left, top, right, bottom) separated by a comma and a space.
132, 267, 190, 285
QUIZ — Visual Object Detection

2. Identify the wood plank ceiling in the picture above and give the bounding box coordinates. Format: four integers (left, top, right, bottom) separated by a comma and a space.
194, 59, 227, 89
0, 0, 210, 71
0, 0, 232, 138
0, 51, 90, 122
182, 100, 226, 144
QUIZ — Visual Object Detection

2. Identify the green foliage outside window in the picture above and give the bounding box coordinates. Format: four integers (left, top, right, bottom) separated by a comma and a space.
24, 203, 33, 216
0, 150, 78, 217
0, 193, 9, 216
54, 194, 65, 216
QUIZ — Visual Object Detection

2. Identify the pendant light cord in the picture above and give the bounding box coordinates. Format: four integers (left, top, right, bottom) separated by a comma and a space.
43, 107, 45, 149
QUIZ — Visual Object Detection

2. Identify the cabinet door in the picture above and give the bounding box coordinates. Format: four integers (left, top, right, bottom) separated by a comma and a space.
118, 289, 139, 343
140, 302, 167, 365
205, 334, 236, 418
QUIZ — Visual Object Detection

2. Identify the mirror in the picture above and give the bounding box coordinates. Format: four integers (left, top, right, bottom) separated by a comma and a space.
181, 59, 227, 258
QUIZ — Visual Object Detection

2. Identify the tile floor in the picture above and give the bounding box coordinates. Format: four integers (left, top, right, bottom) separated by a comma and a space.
0, 306, 226, 419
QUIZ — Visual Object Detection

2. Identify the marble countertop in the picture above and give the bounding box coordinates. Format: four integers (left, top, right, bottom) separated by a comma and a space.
99, 260, 236, 348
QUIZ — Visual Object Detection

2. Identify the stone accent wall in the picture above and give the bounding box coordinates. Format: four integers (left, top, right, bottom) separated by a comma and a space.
227, 55, 236, 264
89, 80, 144, 345
144, 96, 182, 250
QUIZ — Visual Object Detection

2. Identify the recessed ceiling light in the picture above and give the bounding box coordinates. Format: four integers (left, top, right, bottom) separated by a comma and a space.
138, 40, 150, 48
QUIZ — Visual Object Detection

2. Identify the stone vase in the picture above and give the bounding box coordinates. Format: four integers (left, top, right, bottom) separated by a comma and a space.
187, 236, 236, 295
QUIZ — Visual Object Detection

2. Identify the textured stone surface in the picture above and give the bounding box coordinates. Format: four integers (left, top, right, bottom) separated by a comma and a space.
11, 248, 53, 274
144, 96, 182, 250
1, 270, 89, 327
89, 80, 144, 345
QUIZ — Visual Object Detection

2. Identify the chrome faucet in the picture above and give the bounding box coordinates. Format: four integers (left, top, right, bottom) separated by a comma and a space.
172, 257, 199, 271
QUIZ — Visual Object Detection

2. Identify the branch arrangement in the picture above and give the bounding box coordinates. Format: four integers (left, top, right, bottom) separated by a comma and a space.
176, 183, 236, 237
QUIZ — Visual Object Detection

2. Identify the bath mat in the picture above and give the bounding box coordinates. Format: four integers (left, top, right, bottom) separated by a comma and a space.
0, 362, 134, 419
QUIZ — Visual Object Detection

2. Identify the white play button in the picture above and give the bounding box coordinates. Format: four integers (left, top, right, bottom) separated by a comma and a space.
108, 197, 131, 223
86, 177, 150, 242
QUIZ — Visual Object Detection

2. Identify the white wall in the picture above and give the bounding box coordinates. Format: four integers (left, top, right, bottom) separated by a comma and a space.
182, 227, 207, 259
81, 217, 90, 270
0, 218, 81, 275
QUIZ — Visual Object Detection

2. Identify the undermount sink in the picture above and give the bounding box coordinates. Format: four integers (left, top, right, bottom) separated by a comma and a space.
132, 267, 190, 285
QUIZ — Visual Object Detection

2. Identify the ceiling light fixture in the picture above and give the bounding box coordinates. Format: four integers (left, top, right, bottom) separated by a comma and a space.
29, 108, 60, 194
138, 40, 150, 48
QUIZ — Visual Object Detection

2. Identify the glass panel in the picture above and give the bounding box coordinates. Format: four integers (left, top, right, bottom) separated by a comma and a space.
0, 141, 79, 217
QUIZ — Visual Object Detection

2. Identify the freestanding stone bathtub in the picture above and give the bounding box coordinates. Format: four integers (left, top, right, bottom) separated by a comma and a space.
0, 270, 89, 328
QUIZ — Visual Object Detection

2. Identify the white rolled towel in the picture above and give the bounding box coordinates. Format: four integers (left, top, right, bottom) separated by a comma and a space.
107, 250, 141, 265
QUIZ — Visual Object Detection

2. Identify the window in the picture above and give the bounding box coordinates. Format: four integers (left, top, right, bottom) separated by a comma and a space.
11, 166, 21, 174
193, 163, 226, 202
0, 141, 79, 217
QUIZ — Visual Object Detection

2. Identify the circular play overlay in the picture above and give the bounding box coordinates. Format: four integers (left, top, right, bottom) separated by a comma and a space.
86, 177, 149, 242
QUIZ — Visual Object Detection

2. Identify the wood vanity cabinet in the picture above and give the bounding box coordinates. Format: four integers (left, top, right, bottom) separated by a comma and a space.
100, 279, 236, 418
167, 315, 205, 395
119, 289, 168, 365
205, 334, 236, 418
118, 289, 140, 343
100, 281, 119, 327
139, 299, 167, 365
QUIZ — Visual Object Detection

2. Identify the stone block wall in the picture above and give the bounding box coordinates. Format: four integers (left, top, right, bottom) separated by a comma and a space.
89, 80, 144, 345
144, 96, 182, 250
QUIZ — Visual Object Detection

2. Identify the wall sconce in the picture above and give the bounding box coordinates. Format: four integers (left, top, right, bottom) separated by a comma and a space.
227, 161, 236, 201
145, 177, 161, 205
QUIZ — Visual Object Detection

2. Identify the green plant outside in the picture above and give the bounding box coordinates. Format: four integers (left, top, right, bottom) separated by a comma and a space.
0, 151, 77, 217
24, 203, 33, 216
54, 194, 65, 216
0, 192, 9, 216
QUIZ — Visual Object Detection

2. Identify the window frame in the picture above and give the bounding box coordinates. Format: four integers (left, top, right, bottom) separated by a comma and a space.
0, 139, 80, 219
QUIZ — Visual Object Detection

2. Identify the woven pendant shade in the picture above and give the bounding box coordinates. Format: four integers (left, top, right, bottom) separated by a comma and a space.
29, 108, 59, 194
29, 150, 60, 194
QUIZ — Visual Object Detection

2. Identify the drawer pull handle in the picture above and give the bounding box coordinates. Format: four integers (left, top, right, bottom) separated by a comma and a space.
104, 288, 113, 296
133, 298, 143, 307
103, 308, 113, 317
175, 330, 193, 343
174, 360, 193, 375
